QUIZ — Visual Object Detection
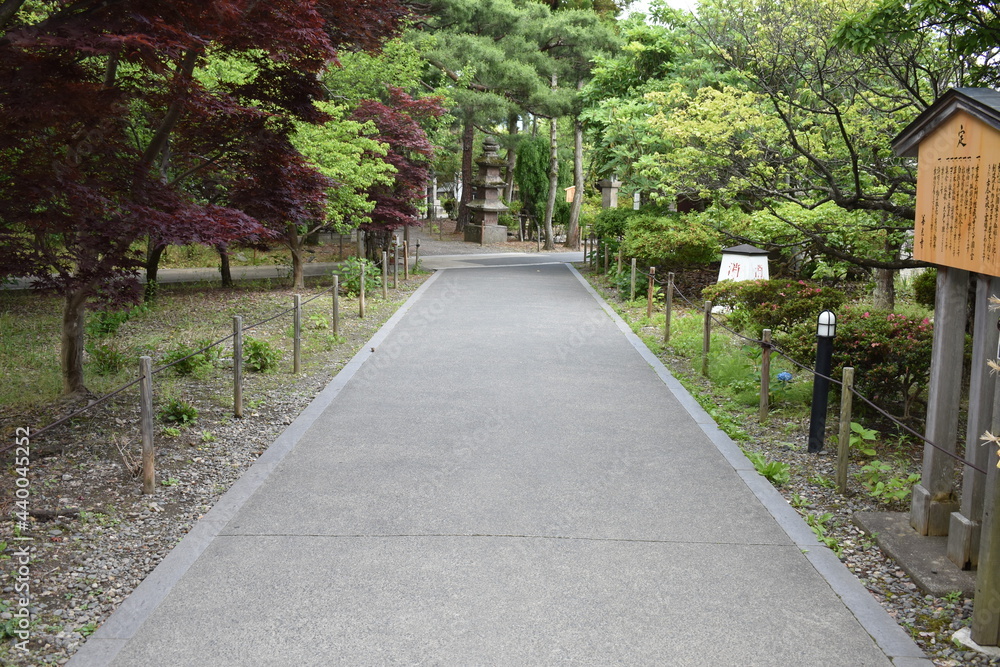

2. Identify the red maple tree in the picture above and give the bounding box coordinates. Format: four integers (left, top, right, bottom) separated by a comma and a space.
350, 87, 445, 258
0, 1, 409, 395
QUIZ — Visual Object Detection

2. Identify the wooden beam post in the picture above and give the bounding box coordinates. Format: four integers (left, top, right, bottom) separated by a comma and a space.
911, 266, 969, 535
759, 329, 772, 423
233, 316, 243, 418
139, 356, 155, 494
836, 367, 855, 495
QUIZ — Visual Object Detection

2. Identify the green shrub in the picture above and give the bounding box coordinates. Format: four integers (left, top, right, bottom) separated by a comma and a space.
703, 279, 846, 337
498, 212, 519, 231
162, 343, 214, 376
333, 256, 382, 295
912, 268, 937, 308
608, 266, 660, 301
159, 398, 198, 425
744, 450, 791, 485
87, 342, 129, 376
856, 460, 921, 504
244, 336, 282, 372
593, 207, 636, 240
780, 305, 934, 417
86, 302, 149, 337
195, 338, 222, 364
621, 213, 720, 268
86, 309, 131, 337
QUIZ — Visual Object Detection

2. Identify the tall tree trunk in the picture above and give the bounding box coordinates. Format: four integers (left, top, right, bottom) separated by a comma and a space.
873, 268, 895, 310
872, 236, 897, 310
61, 288, 89, 396
456, 119, 474, 233
543, 78, 559, 251
145, 240, 166, 301
287, 223, 305, 290
565, 107, 584, 250
217, 244, 233, 288
504, 114, 518, 203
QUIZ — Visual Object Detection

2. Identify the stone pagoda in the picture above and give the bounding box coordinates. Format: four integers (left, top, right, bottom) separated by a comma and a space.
464, 137, 509, 245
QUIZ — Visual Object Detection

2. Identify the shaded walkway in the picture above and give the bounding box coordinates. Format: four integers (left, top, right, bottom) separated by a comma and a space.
68, 258, 928, 666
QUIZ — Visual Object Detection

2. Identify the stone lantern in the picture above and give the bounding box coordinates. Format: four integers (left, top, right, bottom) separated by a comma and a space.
464, 137, 509, 245
717, 244, 769, 282
597, 177, 622, 209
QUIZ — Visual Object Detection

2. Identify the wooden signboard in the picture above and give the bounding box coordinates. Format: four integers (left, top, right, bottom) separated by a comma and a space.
913, 109, 1000, 275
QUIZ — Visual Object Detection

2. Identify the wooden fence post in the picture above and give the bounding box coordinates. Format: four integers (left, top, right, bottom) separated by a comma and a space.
233, 316, 243, 418
702, 300, 712, 377
359, 262, 366, 318
393, 244, 399, 289
630, 258, 637, 302
647, 267, 655, 318
139, 356, 155, 494
331, 276, 339, 337
404, 241, 409, 280
836, 367, 855, 495
759, 329, 772, 423
664, 272, 673, 343
293, 295, 301, 374
382, 251, 388, 299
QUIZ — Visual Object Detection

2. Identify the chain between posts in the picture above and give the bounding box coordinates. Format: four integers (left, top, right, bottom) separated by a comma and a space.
610, 260, 989, 477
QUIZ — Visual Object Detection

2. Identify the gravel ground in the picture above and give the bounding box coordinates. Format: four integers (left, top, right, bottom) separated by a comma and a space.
0, 277, 429, 666
587, 271, 995, 667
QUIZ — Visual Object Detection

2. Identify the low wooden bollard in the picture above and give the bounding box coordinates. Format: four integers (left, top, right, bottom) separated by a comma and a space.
393, 244, 399, 289
381, 251, 388, 299
759, 329, 771, 423
293, 294, 301, 374
702, 300, 712, 377
404, 241, 409, 280
836, 367, 855, 494
331, 276, 339, 337
630, 258, 637, 302
233, 316, 243, 418
139, 356, 155, 494
646, 267, 655, 318
359, 262, 366, 318
664, 272, 674, 343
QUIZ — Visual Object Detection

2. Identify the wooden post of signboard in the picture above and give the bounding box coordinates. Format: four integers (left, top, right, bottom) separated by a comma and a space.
949, 275, 1000, 568
910, 266, 968, 535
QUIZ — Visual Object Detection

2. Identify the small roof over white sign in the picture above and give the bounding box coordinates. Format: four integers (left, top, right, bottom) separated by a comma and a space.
721, 244, 768, 256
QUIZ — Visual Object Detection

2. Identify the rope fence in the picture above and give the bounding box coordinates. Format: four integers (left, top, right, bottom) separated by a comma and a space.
592, 254, 989, 478
3, 268, 407, 488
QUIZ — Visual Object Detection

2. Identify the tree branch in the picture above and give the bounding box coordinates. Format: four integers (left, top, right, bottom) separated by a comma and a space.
0, 0, 27, 34
140, 49, 200, 173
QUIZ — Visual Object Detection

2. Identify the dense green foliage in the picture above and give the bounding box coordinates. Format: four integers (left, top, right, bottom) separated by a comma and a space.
781, 306, 934, 417
620, 213, 720, 268
702, 279, 846, 337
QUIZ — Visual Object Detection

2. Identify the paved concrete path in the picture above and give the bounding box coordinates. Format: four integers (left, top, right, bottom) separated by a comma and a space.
69, 257, 928, 666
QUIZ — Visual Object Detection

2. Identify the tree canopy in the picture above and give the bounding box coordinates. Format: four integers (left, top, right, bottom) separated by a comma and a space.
0, 0, 410, 394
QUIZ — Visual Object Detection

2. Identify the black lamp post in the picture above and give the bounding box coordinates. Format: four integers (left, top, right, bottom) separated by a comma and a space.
808, 310, 837, 453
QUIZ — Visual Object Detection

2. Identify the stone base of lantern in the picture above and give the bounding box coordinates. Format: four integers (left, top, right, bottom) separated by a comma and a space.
464, 224, 508, 245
